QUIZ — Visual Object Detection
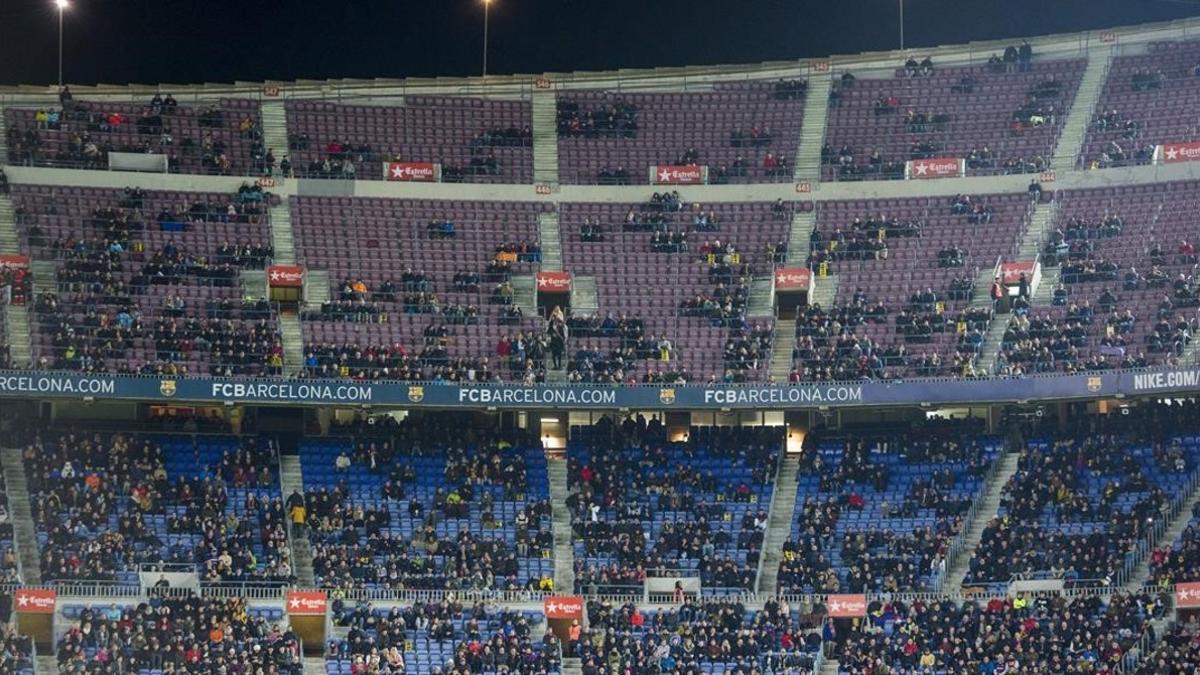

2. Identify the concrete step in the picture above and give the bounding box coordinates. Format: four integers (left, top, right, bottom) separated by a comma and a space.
794, 77, 833, 179
0, 195, 19, 255
571, 276, 598, 315
1, 447, 42, 584
547, 459, 575, 593
1032, 266, 1061, 307
1017, 200, 1058, 260
304, 270, 331, 308
746, 276, 775, 319
786, 211, 817, 266
241, 269, 268, 300
769, 319, 797, 381
30, 260, 56, 296
944, 450, 1022, 589
809, 273, 839, 308
1123, 472, 1200, 590
510, 274, 538, 315
4, 304, 32, 368
279, 314, 305, 376
537, 212, 563, 272
532, 90, 559, 184
1051, 48, 1114, 170
279, 455, 316, 588
270, 200, 296, 265
259, 100, 291, 173
975, 316, 1012, 376
757, 456, 801, 594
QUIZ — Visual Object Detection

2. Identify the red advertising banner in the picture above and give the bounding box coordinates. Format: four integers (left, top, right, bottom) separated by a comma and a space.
999, 261, 1037, 285
1177, 582, 1200, 608
826, 594, 867, 618
268, 265, 305, 288
286, 591, 327, 615
385, 161, 439, 182
537, 271, 572, 293
543, 595, 584, 620
906, 157, 964, 179
0, 254, 30, 271
774, 267, 812, 291
14, 589, 56, 614
1156, 142, 1200, 165
651, 165, 708, 185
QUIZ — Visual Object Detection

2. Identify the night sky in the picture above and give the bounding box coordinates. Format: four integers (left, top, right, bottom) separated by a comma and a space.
1, 0, 1199, 87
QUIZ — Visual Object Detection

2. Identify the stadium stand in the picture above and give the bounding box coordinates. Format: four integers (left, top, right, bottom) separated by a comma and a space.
23, 431, 291, 584
292, 196, 549, 383
557, 81, 807, 184
296, 416, 555, 591
326, 600, 558, 675
5, 96, 265, 176
779, 420, 1000, 594
823, 58, 1085, 181
285, 97, 534, 183
567, 417, 781, 594
56, 596, 299, 673
10, 183, 281, 375
1007, 181, 1200, 374
1081, 40, 1200, 169
559, 198, 788, 382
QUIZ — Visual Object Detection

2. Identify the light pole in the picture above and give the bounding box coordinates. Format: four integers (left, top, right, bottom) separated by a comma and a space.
55, 0, 69, 89
482, 0, 492, 79
899, 0, 905, 51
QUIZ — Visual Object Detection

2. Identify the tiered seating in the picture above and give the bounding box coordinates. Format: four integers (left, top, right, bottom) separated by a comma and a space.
1009, 181, 1199, 374
12, 184, 281, 375
285, 97, 533, 183
779, 422, 999, 594
24, 431, 290, 584
834, 592, 1161, 673
327, 601, 557, 675
568, 419, 780, 594
6, 97, 264, 175
558, 81, 807, 184
794, 193, 1031, 379
0, 471, 21, 583
823, 59, 1084, 180
966, 406, 1200, 587
575, 598, 821, 674
1133, 621, 1200, 675
0, 306, 8, 369
0, 622, 33, 675
297, 417, 553, 591
1081, 40, 1200, 168
56, 596, 297, 673
560, 198, 788, 382
293, 196, 548, 382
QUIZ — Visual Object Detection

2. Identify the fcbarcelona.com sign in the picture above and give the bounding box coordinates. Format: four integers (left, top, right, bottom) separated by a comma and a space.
0, 367, 1197, 409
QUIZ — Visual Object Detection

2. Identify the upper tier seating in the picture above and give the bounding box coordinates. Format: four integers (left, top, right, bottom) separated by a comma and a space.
57, 596, 299, 673
327, 600, 559, 675
292, 196, 549, 383
965, 403, 1200, 587
568, 417, 780, 594
779, 421, 999, 594
823, 58, 1084, 181
25, 432, 291, 584
558, 81, 807, 185
6, 96, 264, 176
285, 97, 533, 183
575, 598, 821, 674
296, 416, 554, 591
560, 198, 789, 382
11, 183, 280, 375
1008, 181, 1200, 374
1081, 40, 1200, 169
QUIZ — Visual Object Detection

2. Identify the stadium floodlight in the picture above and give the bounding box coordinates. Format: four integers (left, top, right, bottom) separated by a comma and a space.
54, 0, 70, 89
899, 0, 905, 51
482, 0, 493, 80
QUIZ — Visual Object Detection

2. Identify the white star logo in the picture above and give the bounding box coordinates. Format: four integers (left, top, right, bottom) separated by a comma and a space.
914, 162, 929, 175
658, 168, 672, 183
391, 164, 406, 179
1166, 147, 1179, 160
289, 597, 301, 609
16, 595, 28, 607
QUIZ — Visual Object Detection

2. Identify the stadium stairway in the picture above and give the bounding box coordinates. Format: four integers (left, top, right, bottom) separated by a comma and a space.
1122, 474, 1200, 590
511, 274, 538, 316
0, 193, 19, 255
809, 273, 839, 309
756, 454, 801, 594
537, 211, 563, 272
974, 318, 1011, 376
270, 200, 297, 265
280, 314, 305, 376
1031, 266, 1061, 306
563, 658, 584, 675
304, 270, 331, 308
1017, 199, 1058, 260
746, 276, 775, 319
819, 658, 839, 675
259, 100, 291, 175
0, 109, 7, 159
0, 448, 41, 584
785, 210, 816, 266
532, 88, 559, 185
1051, 47, 1114, 172
769, 319, 796, 381
571, 276, 598, 315
241, 269, 267, 300
304, 657, 327, 675
4, 304, 32, 368
279, 455, 316, 588
547, 458, 575, 593
942, 448, 1022, 589
794, 76, 833, 182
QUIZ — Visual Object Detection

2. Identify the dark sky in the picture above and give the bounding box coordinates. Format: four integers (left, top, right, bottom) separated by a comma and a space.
1, 0, 1199, 86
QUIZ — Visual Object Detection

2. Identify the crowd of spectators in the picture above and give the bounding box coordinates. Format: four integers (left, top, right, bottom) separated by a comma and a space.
557, 98, 639, 138
57, 596, 301, 674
